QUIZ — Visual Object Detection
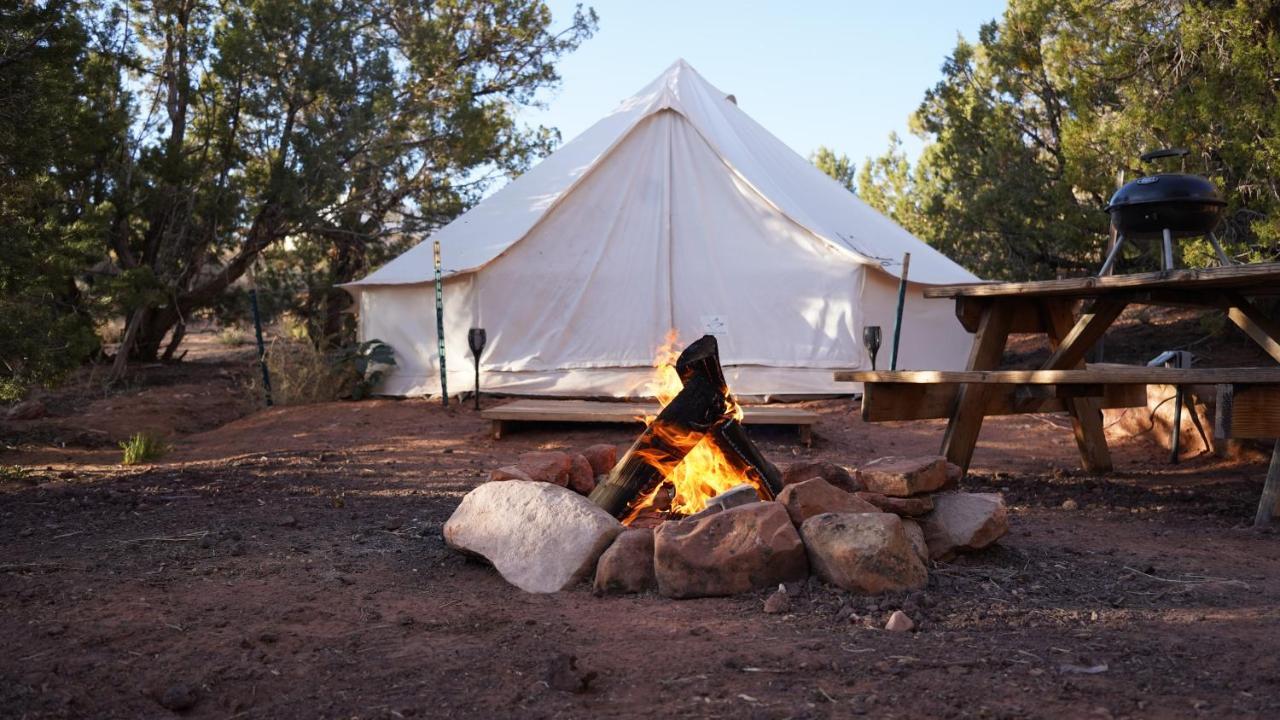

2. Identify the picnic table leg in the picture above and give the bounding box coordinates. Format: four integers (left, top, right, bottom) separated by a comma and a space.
1224, 292, 1280, 364
1043, 301, 1114, 474
941, 302, 1013, 473
1255, 440, 1280, 527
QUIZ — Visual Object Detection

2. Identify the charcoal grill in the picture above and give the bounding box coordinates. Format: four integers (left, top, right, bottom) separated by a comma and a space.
1099, 148, 1232, 275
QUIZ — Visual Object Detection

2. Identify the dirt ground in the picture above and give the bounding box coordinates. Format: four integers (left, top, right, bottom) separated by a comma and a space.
3, 329, 1280, 719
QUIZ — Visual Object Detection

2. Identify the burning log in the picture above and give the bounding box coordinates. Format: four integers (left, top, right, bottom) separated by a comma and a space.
589, 334, 787, 522
588, 375, 726, 518
709, 417, 784, 498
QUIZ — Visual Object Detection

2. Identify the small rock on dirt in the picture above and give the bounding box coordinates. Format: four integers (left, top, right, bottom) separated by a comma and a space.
1061, 498, 1079, 511
885, 610, 914, 632
580, 444, 618, 477
444, 481, 623, 593
800, 512, 927, 594
382, 516, 405, 531
858, 456, 948, 497
778, 477, 881, 527
854, 491, 934, 517
278, 515, 298, 528
921, 492, 1009, 560
782, 460, 860, 492
544, 653, 596, 693
158, 683, 199, 712
567, 454, 595, 495
593, 528, 656, 595
763, 585, 791, 614
654, 501, 808, 599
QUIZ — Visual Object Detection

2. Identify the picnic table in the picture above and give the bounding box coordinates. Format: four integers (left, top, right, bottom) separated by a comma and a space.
835, 262, 1280, 526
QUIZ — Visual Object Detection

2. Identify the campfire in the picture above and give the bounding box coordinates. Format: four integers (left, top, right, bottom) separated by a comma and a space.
589, 334, 784, 525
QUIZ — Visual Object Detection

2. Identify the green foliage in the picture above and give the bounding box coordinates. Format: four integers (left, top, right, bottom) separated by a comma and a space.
810, 146, 856, 192
332, 339, 397, 401
0, 1, 113, 400
859, 0, 1280, 280
3, 0, 597, 392
120, 432, 170, 465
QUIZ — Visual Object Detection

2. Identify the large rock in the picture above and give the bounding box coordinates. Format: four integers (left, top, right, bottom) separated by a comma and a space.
444, 481, 623, 593
515, 451, 573, 486
654, 502, 808, 599
568, 454, 596, 495
921, 492, 1009, 560
777, 477, 881, 527
593, 529, 656, 595
855, 491, 935, 517
799, 513, 928, 594
858, 456, 948, 497
782, 460, 860, 492
901, 519, 929, 565
581, 444, 618, 477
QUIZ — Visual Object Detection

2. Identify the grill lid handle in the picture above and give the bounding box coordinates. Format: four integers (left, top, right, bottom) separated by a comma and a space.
1139, 147, 1189, 163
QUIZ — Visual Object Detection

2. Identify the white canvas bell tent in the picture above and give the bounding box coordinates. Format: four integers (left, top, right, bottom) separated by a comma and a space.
344, 60, 978, 398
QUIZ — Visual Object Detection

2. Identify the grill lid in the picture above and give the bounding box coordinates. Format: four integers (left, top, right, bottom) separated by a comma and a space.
1105, 172, 1224, 212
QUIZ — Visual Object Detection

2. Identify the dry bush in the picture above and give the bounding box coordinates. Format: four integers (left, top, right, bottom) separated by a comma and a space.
217, 326, 249, 346
252, 339, 345, 406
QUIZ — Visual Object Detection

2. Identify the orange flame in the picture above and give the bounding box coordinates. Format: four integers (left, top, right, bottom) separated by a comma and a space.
621, 331, 763, 525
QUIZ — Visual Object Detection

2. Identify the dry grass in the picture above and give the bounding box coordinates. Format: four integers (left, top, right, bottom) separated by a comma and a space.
252, 339, 346, 406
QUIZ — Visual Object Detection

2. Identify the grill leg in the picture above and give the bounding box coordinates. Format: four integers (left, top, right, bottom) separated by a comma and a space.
1161, 228, 1175, 270
1208, 232, 1233, 266
1098, 233, 1126, 277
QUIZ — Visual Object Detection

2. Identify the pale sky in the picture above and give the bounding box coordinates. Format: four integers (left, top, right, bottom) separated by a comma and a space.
521, 0, 1008, 172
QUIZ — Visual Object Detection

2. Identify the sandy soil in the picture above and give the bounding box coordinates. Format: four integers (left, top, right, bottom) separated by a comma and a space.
2, 329, 1280, 719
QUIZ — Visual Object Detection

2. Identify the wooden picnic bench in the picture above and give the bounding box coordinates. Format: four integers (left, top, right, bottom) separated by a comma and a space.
834, 262, 1280, 525
480, 398, 817, 445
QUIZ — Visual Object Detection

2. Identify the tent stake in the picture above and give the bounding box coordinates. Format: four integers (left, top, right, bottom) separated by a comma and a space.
890, 252, 911, 371
433, 240, 449, 407
249, 287, 273, 407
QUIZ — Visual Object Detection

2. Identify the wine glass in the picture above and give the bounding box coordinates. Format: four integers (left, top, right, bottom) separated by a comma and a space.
862, 326, 882, 371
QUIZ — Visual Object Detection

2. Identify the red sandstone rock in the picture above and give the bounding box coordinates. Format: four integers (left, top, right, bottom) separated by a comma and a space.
490, 466, 534, 482
782, 460, 860, 492
581, 444, 618, 477
568, 454, 595, 495
593, 529, 656, 595
654, 502, 808, 599
777, 477, 881, 527
799, 512, 928, 594
854, 491, 935, 517
858, 456, 948, 497
920, 492, 1009, 560
514, 451, 573, 486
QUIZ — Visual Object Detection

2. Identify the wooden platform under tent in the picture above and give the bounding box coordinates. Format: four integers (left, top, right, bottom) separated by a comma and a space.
480, 399, 817, 446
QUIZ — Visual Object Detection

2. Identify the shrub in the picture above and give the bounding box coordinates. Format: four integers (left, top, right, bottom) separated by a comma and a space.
250, 338, 396, 405
217, 326, 248, 346
119, 432, 169, 465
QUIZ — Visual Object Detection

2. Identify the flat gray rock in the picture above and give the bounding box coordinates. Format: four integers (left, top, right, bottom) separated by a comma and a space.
444, 481, 623, 593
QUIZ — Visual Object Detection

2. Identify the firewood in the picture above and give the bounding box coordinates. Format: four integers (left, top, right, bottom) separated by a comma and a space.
675, 334, 728, 391
588, 375, 726, 518
708, 417, 784, 498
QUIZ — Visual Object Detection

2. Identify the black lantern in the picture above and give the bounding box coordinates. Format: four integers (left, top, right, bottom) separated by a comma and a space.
862, 326, 883, 371
467, 328, 487, 410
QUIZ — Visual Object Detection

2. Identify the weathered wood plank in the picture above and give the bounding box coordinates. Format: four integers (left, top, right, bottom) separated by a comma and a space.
1254, 442, 1280, 527
481, 399, 817, 426
1224, 292, 1280, 364
940, 303, 1013, 473
1215, 384, 1280, 440
1043, 299, 1113, 474
954, 297, 1045, 334
861, 382, 1146, 422
835, 367, 1280, 385
924, 262, 1280, 300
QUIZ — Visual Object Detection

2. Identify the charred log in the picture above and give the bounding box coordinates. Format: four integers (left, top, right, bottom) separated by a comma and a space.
588, 375, 726, 518
675, 334, 728, 392
708, 417, 784, 499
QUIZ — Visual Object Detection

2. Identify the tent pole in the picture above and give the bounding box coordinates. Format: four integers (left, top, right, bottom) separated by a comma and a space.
890, 252, 911, 371
434, 240, 449, 407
